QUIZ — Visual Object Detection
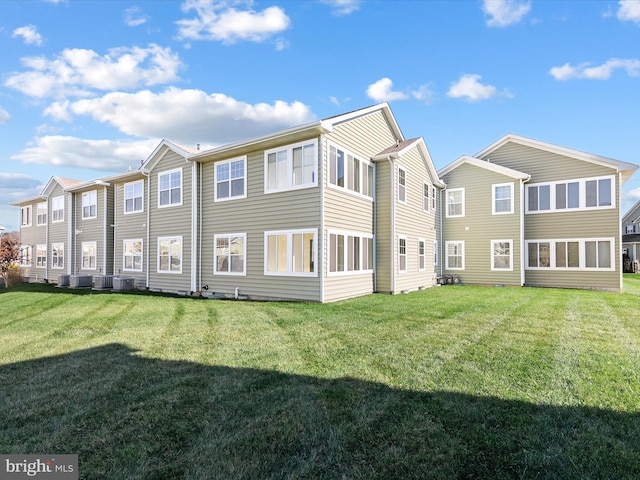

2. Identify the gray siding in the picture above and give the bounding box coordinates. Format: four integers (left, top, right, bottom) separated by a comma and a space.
48, 184, 71, 279
73, 186, 113, 276
16, 200, 47, 281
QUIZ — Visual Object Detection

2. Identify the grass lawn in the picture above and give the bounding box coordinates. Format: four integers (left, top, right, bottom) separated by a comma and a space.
1, 279, 640, 479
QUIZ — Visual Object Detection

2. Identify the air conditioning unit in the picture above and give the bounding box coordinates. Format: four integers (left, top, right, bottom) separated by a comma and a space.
93, 275, 114, 289
113, 276, 135, 292
57, 274, 70, 287
69, 275, 92, 288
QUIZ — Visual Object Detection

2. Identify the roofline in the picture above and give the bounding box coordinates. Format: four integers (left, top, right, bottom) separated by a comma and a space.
66, 179, 111, 192
622, 198, 640, 223
10, 195, 45, 206
438, 154, 531, 181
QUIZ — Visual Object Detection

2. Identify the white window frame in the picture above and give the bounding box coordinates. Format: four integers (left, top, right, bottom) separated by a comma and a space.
446, 188, 465, 218
398, 167, 407, 205
626, 225, 635, 234
398, 235, 408, 273
265, 139, 318, 194
82, 190, 98, 220
51, 243, 64, 269
418, 238, 426, 272
526, 175, 615, 214
21, 206, 32, 227
81, 241, 97, 270
37, 202, 47, 226
123, 239, 143, 272
52, 195, 65, 223
214, 233, 247, 276
491, 239, 513, 271
423, 182, 430, 212
264, 229, 317, 277
492, 182, 514, 215
215, 157, 247, 202
158, 168, 183, 208
36, 244, 47, 268
19, 245, 32, 266
433, 240, 438, 266
432, 186, 437, 210
124, 180, 144, 214
157, 236, 182, 274
327, 143, 374, 200
446, 241, 465, 270
525, 238, 615, 271
327, 230, 374, 276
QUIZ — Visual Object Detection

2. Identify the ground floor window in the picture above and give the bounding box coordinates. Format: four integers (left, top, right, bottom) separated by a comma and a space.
19, 245, 32, 266
526, 238, 614, 271
36, 244, 46, 268
398, 236, 407, 273
158, 236, 182, 273
328, 230, 374, 275
51, 243, 64, 269
418, 239, 426, 271
265, 229, 317, 276
82, 242, 97, 270
446, 241, 464, 270
214, 234, 246, 275
491, 240, 513, 271
123, 239, 143, 272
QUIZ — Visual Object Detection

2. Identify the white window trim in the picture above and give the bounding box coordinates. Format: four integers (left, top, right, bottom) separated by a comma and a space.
81, 241, 98, 271
51, 195, 65, 223
525, 238, 615, 271
432, 186, 437, 210
157, 236, 183, 274
36, 244, 47, 268
214, 156, 247, 202
51, 242, 64, 269
21, 206, 32, 227
492, 182, 514, 215
418, 238, 426, 272
327, 230, 375, 276
398, 167, 407, 205
214, 233, 247, 276
19, 245, 32, 267
446, 241, 465, 270
82, 190, 98, 220
37, 202, 47, 226
123, 239, 144, 272
422, 181, 430, 213
491, 239, 514, 271
264, 228, 318, 277
446, 188, 465, 218
327, 142, 375, 201
158, 168, 183, 208
264, 139, 318, 194
124, 180, 144, 215
398, 235, 408, 273
433, 240, 438, 266
526, 175, 615, 214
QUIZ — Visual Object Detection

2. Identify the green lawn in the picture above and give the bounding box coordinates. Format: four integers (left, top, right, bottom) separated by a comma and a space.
1, 279, 640, 479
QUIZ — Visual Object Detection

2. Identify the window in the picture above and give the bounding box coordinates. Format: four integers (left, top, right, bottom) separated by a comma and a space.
19, 245, 32, 266
123, 239, 143, 271
528, 185, 550, 212
398, 167, 407, 204
158, 236, 182, 273
446, 188, 464, 217
527, 241, 550, 268
555, 241, 580, 268
526, 238, 614, 270
492, 183, 514, 215
21, 206, 32, 227
527, 176, 615, 213
158, 169, 182, 207
51, 243, 64, 269
555, 182, 579, 210
328, 232, 374, 274
491, 240, 513, 271
214, 234, 246, 275
423, 182, 430, 212
36, 245, 46, 268
124, 180, 144, 213
446, 241, 464, 270
81, 242, 97, 270
585, 240, 611, 268
586, 178, 612, 207
37, 202, 47, 225
266, 140, 317, 192
626, 225, 635, 234
433, 240, 438, 266
82, 190, 97, 219
328, 144, 374, 198
398, 236, 407, 273
215, 157, 246, 201
265, 229, 317, 276
418, 239, 426, 271
52, 195, 65, 222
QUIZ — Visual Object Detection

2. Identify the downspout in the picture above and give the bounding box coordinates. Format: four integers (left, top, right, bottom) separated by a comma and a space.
520, 178, 526, 286
618, 172, 623, 292
198, 161, 203, 295
373, 162, 377, 293
45, 199, 49, 281
319, 134, 325, 303
439, 187, 443, 277
191, 160, 197, 294
103, 186, 108, 274
143, 170, 150, 289
386, 156, 396, 294
68, 192, 74, 275
113, 185, 118, 276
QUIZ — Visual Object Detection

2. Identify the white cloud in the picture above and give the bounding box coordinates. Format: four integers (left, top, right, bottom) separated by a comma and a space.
4, 44, 182, 99
320, 0, 362, 16
366, 78, 409, 102
482, 0, 531, 27
617, 0, 640, 23
549, 58, 640, 80
45, 87, 316, 146
12, 25, 43, 46
125, 6, 149, 27
447, 74, 510, 101
0, 173, 42, 190
176, 0, 290, 45
11, 136, 159, 172
0, 106, 11, 124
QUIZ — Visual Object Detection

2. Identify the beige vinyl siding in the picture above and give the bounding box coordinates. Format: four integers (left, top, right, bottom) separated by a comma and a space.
375, 159, 393, 293
48, 184, 71, 279
16, 200, 47, 281
113, 177, 147, 288
441, 163, 522, 286
73, 186, 113, 276
199, 143, 322, 301
148, 152, 193, 293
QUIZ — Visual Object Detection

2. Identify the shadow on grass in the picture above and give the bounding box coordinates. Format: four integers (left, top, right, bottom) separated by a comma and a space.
1, 344, 638, 479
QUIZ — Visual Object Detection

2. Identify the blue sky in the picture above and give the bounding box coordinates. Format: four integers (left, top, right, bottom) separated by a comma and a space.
2, 0, 640, 231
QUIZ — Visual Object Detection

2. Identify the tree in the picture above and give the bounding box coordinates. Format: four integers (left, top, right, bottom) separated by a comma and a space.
0, 235, 19, 286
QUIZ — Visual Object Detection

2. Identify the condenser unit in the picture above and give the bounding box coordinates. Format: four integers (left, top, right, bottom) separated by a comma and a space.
69, 275, 92, 288
93, 275, 114, 289
57, 274, 70, 287
113, 276, 135, 292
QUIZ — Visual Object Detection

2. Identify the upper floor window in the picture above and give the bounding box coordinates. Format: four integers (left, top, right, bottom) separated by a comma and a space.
446, 188, 465, 218
626, 225, 635, 234
124, 180, 144, 214
82, 190, 97, 219
398, 167, 407, 204
52, 195, 65, 222
527, 175, 615, 214
265, 140, 317, 193
215, 157, 246, 201
21, 206, 32, 227
37, 202, 47, 225
493, 183, 514, 215
432, 187, 437, 210
158, 169, 182, 207
328, 144, 374, 198
423, 182, 430, 212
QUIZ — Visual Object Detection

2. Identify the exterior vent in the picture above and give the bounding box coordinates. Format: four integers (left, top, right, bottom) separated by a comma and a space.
113, 276, 135, 292
57, 274, 70, 287
69, 275, 92, 288
93, 275, 114, 289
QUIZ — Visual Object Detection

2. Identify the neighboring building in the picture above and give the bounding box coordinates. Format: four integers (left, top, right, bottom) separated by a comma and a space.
438, 134, 638, 292
622, 199, 640, 268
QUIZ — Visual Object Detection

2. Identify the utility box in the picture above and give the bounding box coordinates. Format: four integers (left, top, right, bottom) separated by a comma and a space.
69, 275, 92, 288
57, 274, 71, 287
93, 275, 114, 289
113, 276, 135, 292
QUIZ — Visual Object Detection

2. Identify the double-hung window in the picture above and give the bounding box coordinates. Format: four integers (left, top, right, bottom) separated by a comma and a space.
423, 182, 430, 212
492, 183, 514, 215
446, 241, 464, 270
491, 240, 513, 271
19, 245, 32, 266
215, 157, 246, 201
158, 169, 182, 207
418, 239, 426, 271
37, 202, 47, 225
328, 144, 374, 198
52, 195, 65, 222
158, 236, 182, 273
123, 239, 143, 271
214, 234, 246, 275
265, 229, 317, 276
51, 243, 64, 269
398, 236, 407, 273
21, 206, 32, 227
265, 140, 317, 193
398, 168, 407, 204
36, 245, 47, 268
81, 242, 97, 270
82, 190, 97, 219
446, 188, 464, 217
124, 180, 144, 214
